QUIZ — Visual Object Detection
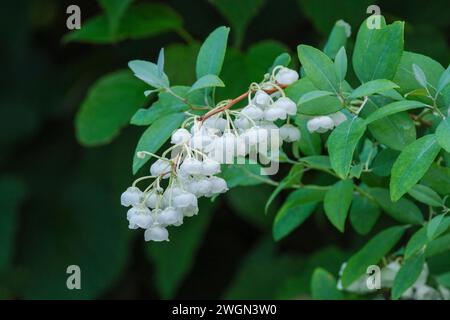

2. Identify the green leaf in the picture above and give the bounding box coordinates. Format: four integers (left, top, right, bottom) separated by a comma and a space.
349, 79, 399, 99
371, 148, 400, 177
64, 3, 182, 43
324, 179, 353, 232
0, 176, 26, 271
421, 164, 450, 196
196, 26, 230, 79
427, 214, 446, 240
364, 100, 426, 124
147, 198, 215, 298
220, 163, 266, 188
426, 233, 450, 257
132, 113, 185, 174
98, 0, 134, 36
408, 184, 443, 207
341, 226, 406, 287
334, 47, 347, 83
294, 116, 322, 155
300, 155, 331, 171
349, 192, 381, 235
405, 227, 428, 259
328, 117, 367, 179
323, 20, 350, 58
297, 45, 339, 94
391, 253, 425, 300
131, 86, 202, 126
360, 96, 416, 151
353, 17, 404, 82
369, 187, 423, 225
128, 60, 170, 89
268, 53, 291, 73
75, 70, 147, 146
436, 117, 450, 153
390, 134, 441, 201
311, 268, 343, 300
437, 65, 450, 95
189, 74, 225, 93
298, 90, 334, 104
436, 272, 450, 288
209, 0, 265, 48
265, 164, 303, 213
412, 64, 428, 88
273, 189, 326, 241
157, 47, 165, 76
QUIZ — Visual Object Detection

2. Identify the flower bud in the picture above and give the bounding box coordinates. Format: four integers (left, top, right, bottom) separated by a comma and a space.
171, 128, 191, 144
329, 111, 347, 127
275, 67, 299, 85
121, 187, 143, 207
144, 225, 169, 242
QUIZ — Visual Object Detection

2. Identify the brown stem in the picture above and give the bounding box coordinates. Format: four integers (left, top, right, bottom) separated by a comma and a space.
198, 84, 287, 122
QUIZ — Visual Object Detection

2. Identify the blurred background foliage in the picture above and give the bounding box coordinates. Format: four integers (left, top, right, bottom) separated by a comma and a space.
0, 0, 449, 299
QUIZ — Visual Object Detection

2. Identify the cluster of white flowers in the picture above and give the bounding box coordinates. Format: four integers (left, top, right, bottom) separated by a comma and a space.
121, 67, 301, 242
337, 260, 450, 300
306, 111, 347, 134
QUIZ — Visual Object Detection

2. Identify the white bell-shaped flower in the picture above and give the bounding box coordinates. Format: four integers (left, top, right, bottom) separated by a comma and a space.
254, 90, 271, 107
241, 105, 264, 120
150, 159, 171, 178
121, 186, 143, 207
242, 127, 259, 146
162, 186, 184, 206
280, 124, 301, 142
209, 176, 228, 195
190, 132, 213, 151
144, 190, 160, 209
144, 225, 169, 242
171, 128, 191, 145
274, 97, 297, 116
158, 207, 183, 226
329, 111, 347, 127
180, 158, 203, 175
306, 116, 334, 133
234, 116, 252, 130
264, 106, 287, 121
201, 158, 221, 175
275, 67, 299, 85
235, 136, 248, 157
173, 191, 198, 209
127, 205, 152, 229
204, 115, 227, 132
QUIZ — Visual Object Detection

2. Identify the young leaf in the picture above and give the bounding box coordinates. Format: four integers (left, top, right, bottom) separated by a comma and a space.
268, 53, 291, 73
364, 100, 426, 124
311, 268, 343, 300
369, 187, 423, 225
298, 90, 334, 104
390, 134, 441, 201
196, 26, 230, 79
323, 20, 350, 58
157, 47, 165, 76
132, 113, 185, 174
407, 184, 443, 207
391, 253, 425, 300
353, 17, 404, 83
297, 45, 340, 94
349, 193, 381, 235
436, 65, 450, 95
76, 70, 147, 146
334, 47, 347, 83
128, 60, 170, 89
341, 226, 406, 287
412, 64, 428, 88
273, 189, 326, 241
189, 74, 225, 93
349, 79, 399, 99
436, 117, 450, 153
324, 179, 353, 232
328, 117, 367, 179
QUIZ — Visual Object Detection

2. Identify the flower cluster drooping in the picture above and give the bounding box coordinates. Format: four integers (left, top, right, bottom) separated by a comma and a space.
306, 111, 347, 134
121, 67, 300, 242
337, 261, 450, 300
